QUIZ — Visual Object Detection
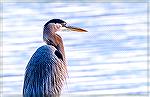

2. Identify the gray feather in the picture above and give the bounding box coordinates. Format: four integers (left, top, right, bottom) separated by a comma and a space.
23, 45, 67, 97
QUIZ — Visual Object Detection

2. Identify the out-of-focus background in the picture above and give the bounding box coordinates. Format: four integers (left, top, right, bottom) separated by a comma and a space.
1, 2, 148, 97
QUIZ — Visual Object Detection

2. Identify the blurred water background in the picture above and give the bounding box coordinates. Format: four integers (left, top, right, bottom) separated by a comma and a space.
1, 2, 148, 97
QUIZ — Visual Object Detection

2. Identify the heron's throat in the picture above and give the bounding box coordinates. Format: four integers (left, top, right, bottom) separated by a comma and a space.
43, 32, 66, 62
43, 31, 65, 52
43, 26, 66, 61
43, 26, 57, 46
43, 33, 56, 47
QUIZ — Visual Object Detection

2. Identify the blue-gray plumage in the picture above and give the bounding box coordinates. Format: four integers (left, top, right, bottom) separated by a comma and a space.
23, 45, 66, 97
23, 19, 87, 97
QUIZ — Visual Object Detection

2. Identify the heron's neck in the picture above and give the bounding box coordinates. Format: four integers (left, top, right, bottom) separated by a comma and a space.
43, 27, 66, 60
43, 26, 57, 46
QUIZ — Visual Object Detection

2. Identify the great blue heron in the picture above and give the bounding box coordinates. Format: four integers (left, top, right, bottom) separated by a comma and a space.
23, 19, 87, 97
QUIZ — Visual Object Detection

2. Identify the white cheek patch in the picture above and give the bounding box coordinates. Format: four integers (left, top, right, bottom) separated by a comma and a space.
60, 27, 68, 31
48, 23, 62, 32
55, 23, 62, 31
53, 24, 57, 31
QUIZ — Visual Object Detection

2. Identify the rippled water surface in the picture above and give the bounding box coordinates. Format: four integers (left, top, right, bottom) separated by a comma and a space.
2, 2, 148, 97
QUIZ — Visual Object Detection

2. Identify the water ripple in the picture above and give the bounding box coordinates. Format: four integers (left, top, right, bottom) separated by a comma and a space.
2, 2, 148, 96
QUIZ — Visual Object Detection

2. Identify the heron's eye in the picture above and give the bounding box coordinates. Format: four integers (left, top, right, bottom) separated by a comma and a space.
61, 23, 67, 27
55, 50, 63, 61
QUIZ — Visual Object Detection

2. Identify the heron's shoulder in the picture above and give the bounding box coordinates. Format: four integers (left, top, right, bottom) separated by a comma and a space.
27, 45, 57, 65
31, 45, 56, 57
37, 45, 56, 52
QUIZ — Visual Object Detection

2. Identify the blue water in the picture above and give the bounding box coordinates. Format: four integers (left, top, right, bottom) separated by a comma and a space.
2, 2, 148, 97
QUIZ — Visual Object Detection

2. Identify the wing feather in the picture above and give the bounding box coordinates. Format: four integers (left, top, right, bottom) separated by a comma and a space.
23, 45, 67, 97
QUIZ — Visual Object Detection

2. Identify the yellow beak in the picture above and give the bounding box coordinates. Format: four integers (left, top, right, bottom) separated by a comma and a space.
65, 26, 88, 32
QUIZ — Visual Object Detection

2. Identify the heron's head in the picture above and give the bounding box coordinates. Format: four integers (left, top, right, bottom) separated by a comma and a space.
43, 19, 87, 47
44, 19, 87, 33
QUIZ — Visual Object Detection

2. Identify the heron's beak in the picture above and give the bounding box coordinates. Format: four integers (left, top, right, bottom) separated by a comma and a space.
65, 26, 88, 32
61, 23, 87, 32
62, 24, 88, 32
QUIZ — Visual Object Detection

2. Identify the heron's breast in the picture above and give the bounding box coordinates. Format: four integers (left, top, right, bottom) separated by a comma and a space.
33, 45, 64, 64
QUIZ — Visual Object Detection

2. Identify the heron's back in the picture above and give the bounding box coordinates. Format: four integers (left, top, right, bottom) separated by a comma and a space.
23, 45, 67, 97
